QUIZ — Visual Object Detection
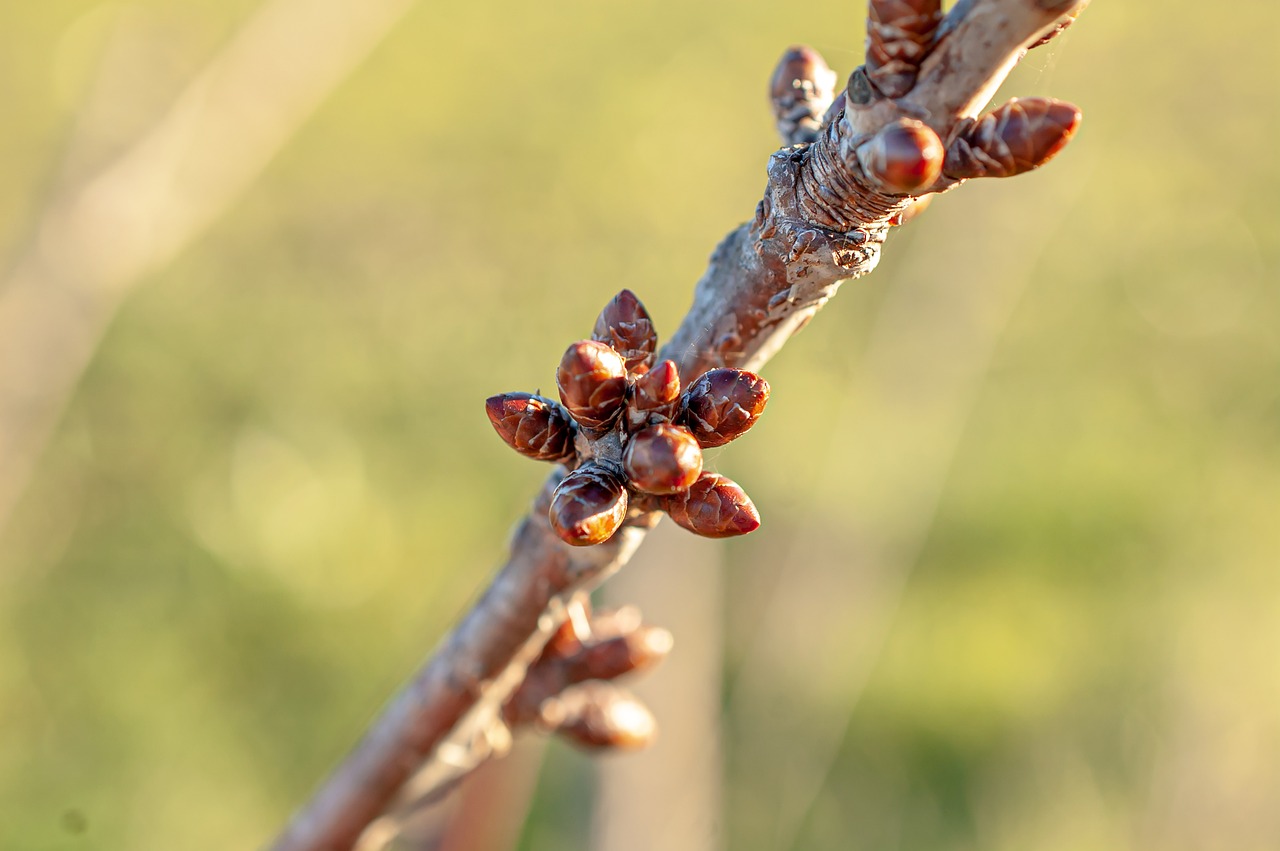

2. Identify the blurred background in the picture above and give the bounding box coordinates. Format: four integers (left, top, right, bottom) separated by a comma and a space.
2, 1, 1278, 849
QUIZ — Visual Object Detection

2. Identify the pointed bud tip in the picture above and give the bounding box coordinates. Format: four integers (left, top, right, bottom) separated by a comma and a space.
551, 686, 658, 751
1045, 97, 1083, 135
484, 392, 576, 462
770, 45, 832, 96
662, 473, 761, 539
484, 394, 508, 424
603, 696, 658, 749
639, 626, 675, 658
634, 360, 682, 415
613, 288, 641, 309
591, 293, 657, 375
729, 502, 762, 536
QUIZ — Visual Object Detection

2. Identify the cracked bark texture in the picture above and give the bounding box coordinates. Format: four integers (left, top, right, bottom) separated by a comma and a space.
270, 1, 1088, 848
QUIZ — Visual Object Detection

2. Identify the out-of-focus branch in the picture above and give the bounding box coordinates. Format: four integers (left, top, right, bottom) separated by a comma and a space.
354, 595, 672, 851
0, 0, 416, 541
270, 1, 1088, 848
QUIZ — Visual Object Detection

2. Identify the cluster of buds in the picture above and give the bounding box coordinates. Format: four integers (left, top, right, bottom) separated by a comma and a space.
773, 1, 1082, 211
486, 290, 769, 547
503, 596, 671, 751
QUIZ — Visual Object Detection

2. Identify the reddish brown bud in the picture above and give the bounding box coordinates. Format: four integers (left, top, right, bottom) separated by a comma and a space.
547, 683, 656, 751
943, 98, 1082, 180
548, 465, 628, 547
562, 625, 674, 685
865, 0, 943, 98
681, 368, 770, 448
504, 605, 672, 729
861, 118, 944, 194
485, 393, 577, 463
632, 359, 682, 420
592, 290, 657, 375
769, 45, 838, 145
660, 472, 760, 539
557, 341, 629, 430
623, 424, 703, 495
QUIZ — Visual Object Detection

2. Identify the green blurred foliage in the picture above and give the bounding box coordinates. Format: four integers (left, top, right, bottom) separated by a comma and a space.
2, 1, 1278, 849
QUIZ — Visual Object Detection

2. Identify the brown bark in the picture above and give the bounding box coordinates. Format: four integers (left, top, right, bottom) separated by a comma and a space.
269, 1, 1087, 848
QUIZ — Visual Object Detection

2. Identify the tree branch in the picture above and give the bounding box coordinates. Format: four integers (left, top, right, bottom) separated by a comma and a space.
269, 1, 1087, 848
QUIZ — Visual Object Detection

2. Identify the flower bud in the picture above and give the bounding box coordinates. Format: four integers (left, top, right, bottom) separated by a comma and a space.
860, 118, 943, 194
769, 45, 838, 145
548, 465, 628, 546
484, 393, 577, 462
562, 626, 674, 685
865, 0, 943, 98
632, 359, 682, 421
592, 289, 657, 375
681, 368, 770, 448
547, 683, 657, 751
660, 472, 761, 539
557, 341, 629, 430
943, 98, 1081, 180
623, 424, 703, 495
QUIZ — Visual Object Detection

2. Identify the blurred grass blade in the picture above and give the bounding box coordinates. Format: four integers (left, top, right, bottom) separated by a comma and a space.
0, 0, 416, 542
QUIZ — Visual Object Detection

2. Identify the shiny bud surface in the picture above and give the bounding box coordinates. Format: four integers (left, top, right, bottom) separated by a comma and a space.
623, 424, 703, 495
681, 368, 770, 448
484, 393, 576, 462
943, 98, 1081, 180
592, 289, 658, 375
865, 0, 944, 98
632, 359, 682, 418
549, 466, 629, 546
557, 341, 629, 430
769, 45, 832, 104
661, 473, 761, 539
862, 118, 944, 194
